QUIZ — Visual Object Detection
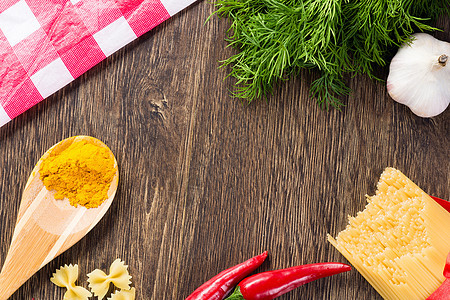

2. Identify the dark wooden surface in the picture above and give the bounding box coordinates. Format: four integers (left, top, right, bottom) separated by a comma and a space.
0, 2, 449, 299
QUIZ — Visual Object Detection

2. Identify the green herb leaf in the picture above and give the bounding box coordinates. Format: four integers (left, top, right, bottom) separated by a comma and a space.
214, 0, 447, 109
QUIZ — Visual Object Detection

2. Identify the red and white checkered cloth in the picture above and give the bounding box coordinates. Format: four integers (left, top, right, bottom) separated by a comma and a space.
0, 0, 196, 127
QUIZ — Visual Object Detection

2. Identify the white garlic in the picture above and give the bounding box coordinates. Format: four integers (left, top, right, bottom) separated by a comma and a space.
387, 33, 450, 118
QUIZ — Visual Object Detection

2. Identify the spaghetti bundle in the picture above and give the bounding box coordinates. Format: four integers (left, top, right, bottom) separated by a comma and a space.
328, 168, 450, 299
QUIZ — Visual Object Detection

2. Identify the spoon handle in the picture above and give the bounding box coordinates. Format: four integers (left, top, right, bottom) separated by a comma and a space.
0, 220, 54, 300
0, 189, 87, 299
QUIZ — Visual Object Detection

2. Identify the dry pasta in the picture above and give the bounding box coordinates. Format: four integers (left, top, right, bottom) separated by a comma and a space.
50, 264, 92, 300
108, 287, 136, 300
87, 259, 132, 299
328, 168, 450, 300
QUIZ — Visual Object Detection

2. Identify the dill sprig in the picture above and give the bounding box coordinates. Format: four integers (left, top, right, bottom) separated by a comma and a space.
214, 0, 448, 109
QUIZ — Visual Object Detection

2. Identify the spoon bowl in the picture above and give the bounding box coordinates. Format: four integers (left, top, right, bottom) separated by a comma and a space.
0, 136, 118, 299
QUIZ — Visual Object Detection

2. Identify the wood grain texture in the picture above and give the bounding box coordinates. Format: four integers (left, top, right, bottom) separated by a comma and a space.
0, 2, 449, 299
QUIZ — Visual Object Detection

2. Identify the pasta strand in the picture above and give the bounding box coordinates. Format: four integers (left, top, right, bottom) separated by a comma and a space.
328, 168, 450, 300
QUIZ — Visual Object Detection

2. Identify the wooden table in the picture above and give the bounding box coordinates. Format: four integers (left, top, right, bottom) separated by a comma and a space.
0, 2, 449, 299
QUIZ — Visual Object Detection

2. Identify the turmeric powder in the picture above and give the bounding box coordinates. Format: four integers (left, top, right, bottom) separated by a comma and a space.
39, 139, 117, 208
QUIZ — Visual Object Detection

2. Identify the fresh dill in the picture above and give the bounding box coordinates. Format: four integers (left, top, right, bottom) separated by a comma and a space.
214, 0, 449, 109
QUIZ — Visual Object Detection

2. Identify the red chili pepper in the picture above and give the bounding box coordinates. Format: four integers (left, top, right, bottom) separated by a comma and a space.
225, 262, 351, 300
445, 253, 450, 279
186, 251, 268, 300
427, 252, 450, 300
430, 196, 450, 214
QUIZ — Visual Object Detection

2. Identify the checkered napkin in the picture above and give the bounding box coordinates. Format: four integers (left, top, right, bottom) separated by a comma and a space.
0, 0, 196, 127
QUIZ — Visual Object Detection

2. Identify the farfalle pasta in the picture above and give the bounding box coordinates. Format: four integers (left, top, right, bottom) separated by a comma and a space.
108, 287, 136, 300
87, 259, 132, 299
50, 264, 92, 300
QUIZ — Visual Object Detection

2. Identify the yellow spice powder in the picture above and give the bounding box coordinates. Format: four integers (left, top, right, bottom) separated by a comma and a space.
39, 140, 116, 208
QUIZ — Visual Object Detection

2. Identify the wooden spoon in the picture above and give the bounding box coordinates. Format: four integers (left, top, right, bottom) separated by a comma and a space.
0, 136, 119, 299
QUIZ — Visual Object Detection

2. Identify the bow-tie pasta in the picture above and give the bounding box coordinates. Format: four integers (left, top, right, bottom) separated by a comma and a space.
87, 259, 132, 299
50, 264, 92, 300
108, 287, 136, 300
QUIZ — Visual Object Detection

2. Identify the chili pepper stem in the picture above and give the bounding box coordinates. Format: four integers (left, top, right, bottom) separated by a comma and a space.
226, 287, 245, 300
185, 251, 268, 300
225, 262, 351, 300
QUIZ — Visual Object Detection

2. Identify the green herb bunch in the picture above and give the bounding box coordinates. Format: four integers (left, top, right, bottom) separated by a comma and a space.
214, 0, 449, 109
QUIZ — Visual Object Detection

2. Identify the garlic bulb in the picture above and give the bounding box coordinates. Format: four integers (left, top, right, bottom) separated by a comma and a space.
387, 33, 450, 117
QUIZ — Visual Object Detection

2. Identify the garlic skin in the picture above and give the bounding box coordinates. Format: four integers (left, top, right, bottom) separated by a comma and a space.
387, 33, 450, 118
